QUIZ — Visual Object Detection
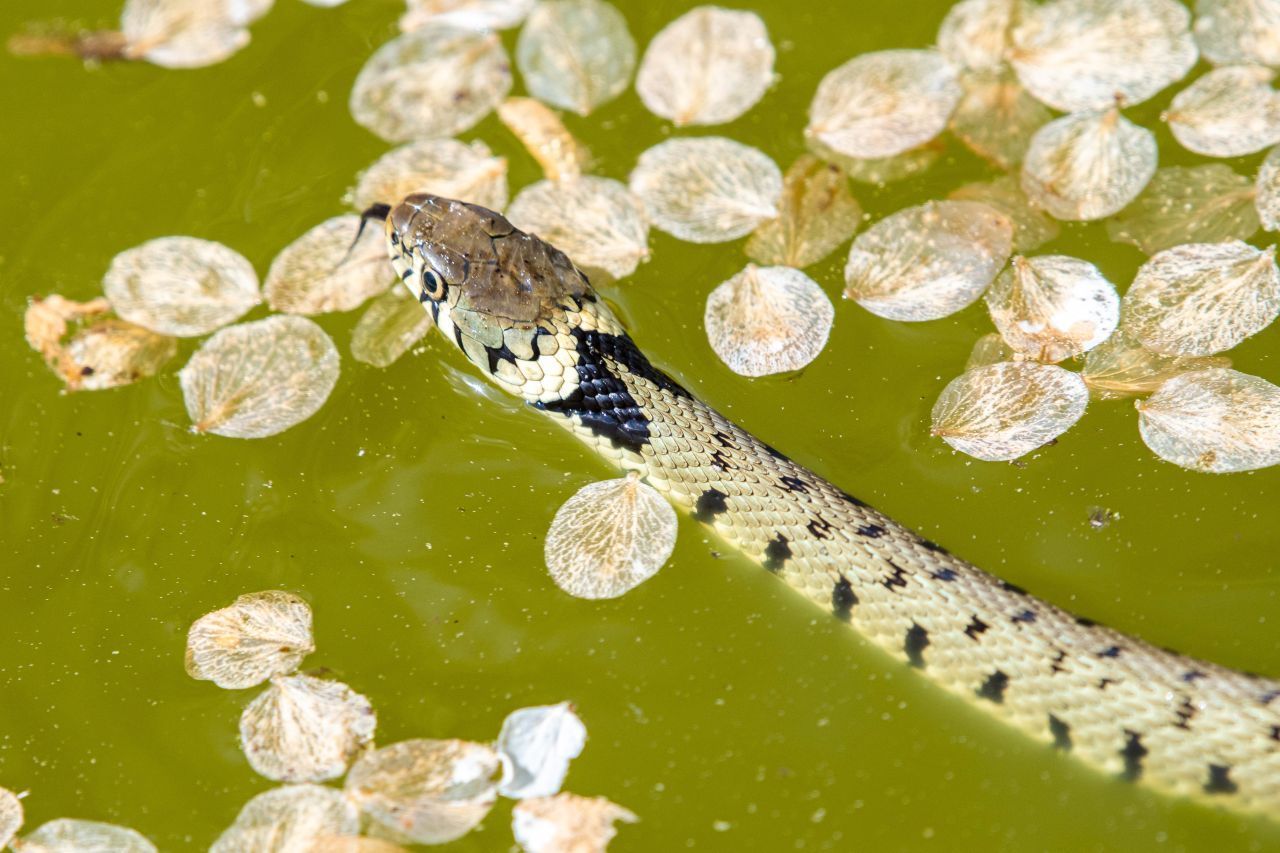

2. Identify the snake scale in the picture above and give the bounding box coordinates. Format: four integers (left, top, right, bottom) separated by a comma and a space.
373, 193, 1280, 819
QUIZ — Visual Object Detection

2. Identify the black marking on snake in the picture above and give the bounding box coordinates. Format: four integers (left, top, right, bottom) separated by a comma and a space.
838, 491, 869, 508
418, 285, 431, 302
1205, 764, 1238, 795
710, 430, 734, 448
807, 515, 835, 540
832, 577, 857, 621
780, 476, 809, 493
1098, 677, 1119, 691
1050, 649, 1068, 674
976, 670, 1009, 703
882, 562, 908, 591
1182, 669, 1206, 683
694, 489, 729, 523
904, 623, 929, 668
1120, 731, 1148, 781
1175, 696, 1197, 730
1012, 609, 1036, 624
484, 342, 518, 374
857, 524, 886, 539
451, 321, 466, 352
428, 300, 440, 323
1000, 580, 1027, 595
763, 535, 791, 573
917, 538, 948, 555
1048, 715, 1072, 750
964, 616, 989, 641
762, 442, 789, 461
1075, 616, 1098, 628
1270, 725, 1280, 742
933, 568, 958, 582
1260, 689, 1280, 706
1099, 645, 1122, 659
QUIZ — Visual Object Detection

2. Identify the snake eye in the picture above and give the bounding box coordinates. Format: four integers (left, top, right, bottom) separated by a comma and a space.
420, 268, 447, 302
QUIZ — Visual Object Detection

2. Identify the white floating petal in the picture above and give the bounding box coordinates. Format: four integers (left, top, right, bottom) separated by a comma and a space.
931, 362, 1089, 461
17, 819, 155, 853
506, 177, 648, 280
1021, 108, 1157, 222
950, 68, 1053, 171
1258, 144, 1280, 231
1106, 164, 1259, 255
1, 788, 22, 850
827, 141, 944, 186
937, 0, 1017, 71
1120, 241, 1280, 356
185, 590, 315, 690
103, 236, 259, 337
1193, 0, 1280, 67
745, 154, 862, 269
704, 264, 833, 377
1009, 0, 1197, 111
496, 702, 588, 799
844, 200, 1013, 322
179, 315, 340, 438
120, 0, 254, 69
351, 285, 433, 368
350, 138, 508, 213
240, 674, 377, 783
512, 794, 637, 853
1164, 65, 1280, 157
210, 784, 360, 853
966, 332, 1016, 369
544, 472, 677, 600
345, 739, 501, 845
636, 6, 774, 126
1081, 329, 1230, 399
806, 49, 961, 159
1137, 368, 1280, 472
517, 0, 636, 116
264, 215, 395, 315
949, 175, 1060, 253
629, 137, 781, 243
497, 98, 590, 183
400, 0, 534, 32
350, 24, 511, 143
985, 255, 1119, 363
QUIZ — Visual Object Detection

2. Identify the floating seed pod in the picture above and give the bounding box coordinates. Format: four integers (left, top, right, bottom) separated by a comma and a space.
844, 200, 1013, 322
1164, 65, 1280, 158
937, 0, 1017, 71
400, 0, 534, 32
950, 68, 1053, 171
1009, 0, 1197, 111
1137, 368, 1280, 473
351, 285, 433, 368
544, 472, 677, 600
1193, 0, 1280, 67
635, 6, 774, 126
931, 362, 1089, 461
210, 784, 360, 853
103, 236, 259, 337
179, 315, 340, 438
746, 155, 862, 269
1120, 241, 1280, 356
512, 794, 637, 853
985, 255, 1119, 363
264, 215, 395, 315
949, 175, 1061, 253
1258, 144, 1280, 231
496, 703, 587, 799
966, 332, 1016, 369
807, 49, 961, 160
497, 98, 590, 183
1106, 164, 1259, 255
16, 819, 155, 853
704, 265, 833, 377
120, 0, 261, 68
517, 0, 635, 116
1081, 329, 1230, 399
350, 24, 511, 143
629, 137, 781, 243
1, 788, 22, 850
506, 178, 648, 280
1021, 108, 1157, 221
240, 674, 377, 783
350, 138, 508, 214
185, 591, 314, 690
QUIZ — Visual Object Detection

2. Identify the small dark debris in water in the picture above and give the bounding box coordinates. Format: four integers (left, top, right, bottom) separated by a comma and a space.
1087, 506, 1119, 529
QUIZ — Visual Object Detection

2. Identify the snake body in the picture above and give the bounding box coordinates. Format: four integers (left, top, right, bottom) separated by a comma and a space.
379, 194, 1280, 818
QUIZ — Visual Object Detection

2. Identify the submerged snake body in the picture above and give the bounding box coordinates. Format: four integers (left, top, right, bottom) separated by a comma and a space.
381, 194, 1280, 817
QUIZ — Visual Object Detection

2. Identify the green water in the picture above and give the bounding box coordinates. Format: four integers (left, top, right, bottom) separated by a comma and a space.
3, 0, 1280, 849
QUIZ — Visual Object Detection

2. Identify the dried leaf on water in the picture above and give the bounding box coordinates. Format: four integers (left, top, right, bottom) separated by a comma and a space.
1009, 0, 1197, 111
966, 332, 1016, 369
825, 141, 944, 186
506, 177, 648, 280
400, 0, 534, 32
210, 785, 360, 853
512, 794, 637, 853
1163, 65, 1280, 158
544, 472, 677, 600
516, 0, 635, 116
949, 175, 1061, 253
985, 255, 1119, 363
265, 216, 395, 315
496, 703, 587, 799
350, 138, 508, 213
24, 296, 176, 392
843, 200, 1013, 322
1258, 144, 1280, 232
949, 68, 1053, 171
629, 137, 781, 243
1193, 0, 1280, 67
937, 0, 1017, 71
1120, 241, 1280, 356
806, 49, 961, 160
240, 674, 377, 783
179, 315, 340, 438
351, 285, 433, 368
349, 24, 511, 143
103, 236, 259, 337
345, 739, 502, 845
1081, 329, 1230, 399
1137, 368, 1280, 472
745, 154, 862, 268
119, 0, 260, 68
1106, 164, 1258, 255
1, 787, 22, 850
1021, 108, 1157, 222
931, 362, 1089, 461
704, 265, 834, 377
635, 6, 774, 126
16, 819, 156, 853
497, 98, 590, 183
185, 590, 315, 690
308, 838, 409, 853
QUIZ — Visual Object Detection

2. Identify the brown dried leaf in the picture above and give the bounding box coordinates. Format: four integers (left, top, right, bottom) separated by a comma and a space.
985, 255, 1119, 362
745, 154, 862, 268
23, 296, 174, 392
350, 138, 508, 213
400, 0, 534, 32
938, 0, 1018, 71
16, 819, 156, 853
240, 674, 377, 783
1106, 164, 1259, 255
949, 174, 1061, 253
512, 794, 637, 853
185, 590, 314, 690
497, 98, 590, 184
1081, 329, 1230, 399
506, 177, 649, 280
1163, 65, 1280, 157
0, 787, 22, 850
1137, 368, 1280, 472
516, 0, 635, 116
265, 216, 395, 315
210, 785, 360, 853
1194, 0, 1280, 67
950, 68, 1053, 171
351, 285, 433, 369
1258, 143, 1280, 232
704, 265, 833, 377
966, 332, 1016, 369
